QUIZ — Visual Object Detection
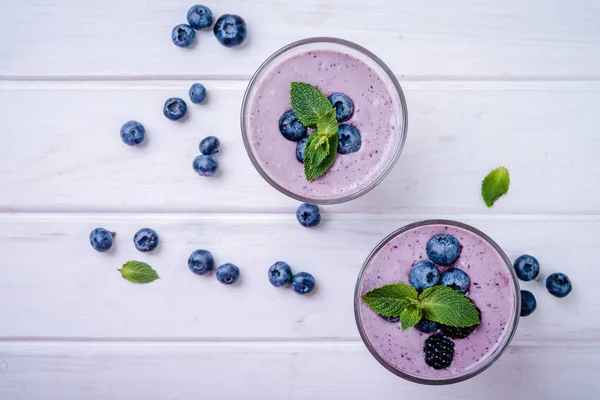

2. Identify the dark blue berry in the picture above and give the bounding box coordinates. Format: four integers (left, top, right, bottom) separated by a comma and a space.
336, 124, 361, 154
89, 228, 114, 252
426, 233, 461, 265
514, 254, 540, 281
188, 249, 215, 275
296, 203, 320, 227
291, 272, 315, 295
440, 267, 470, 294
378, 314, 400, 323
268, 261, 293, 287
424, 334, 454, 370
414, 319, 440, 333
409, 261, 440, 291
171, 24, 196, 48
120, 121, 145, 146
296, 136, 308, 163
328, 93, 354, 122
520, 290, 537, 316
279, 110, 307, 141
546, 272, 572, 298
199, 136, 220, 155
213, 14, 247, 47
187, 5, 213, 30
163, 98, 187, 121
189, 83, 207, 104
193, 155, 219, 176
133, 228, 159, 252
216, 263, 240, 285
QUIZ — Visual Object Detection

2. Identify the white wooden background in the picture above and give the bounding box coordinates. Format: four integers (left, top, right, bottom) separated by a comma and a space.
1, 1, 599, 398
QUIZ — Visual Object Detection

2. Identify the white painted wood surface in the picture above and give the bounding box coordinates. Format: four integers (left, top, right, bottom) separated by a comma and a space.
1, 1, 599, 398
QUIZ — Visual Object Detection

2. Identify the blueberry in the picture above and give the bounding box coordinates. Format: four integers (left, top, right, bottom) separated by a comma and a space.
546, 272, 572, 298
163, 98, 187, 121
89, 228, 114, 252
414, 319, 440, 333
337, 124, 362, 154
296, 136, 308, 163
291, 272, 315, 295
520, 290, 537, 317
193, 155, 219, 176
513, 254, 540, 281
189, 83, 207, 104
440, 268, 470, 294
379, 314, 400, 323
268, 261, 293, 287
213, 14, 247, 47
187, 4, 213, 30
279, 110, 307, 141
120, 121, 145, 146
409, 261, 440, 291
188, 249, 215, 275
426, 234, 461, 265
133, 228, 159, 252
328, 93, 354, 122
216, 263, 240, 285
296, 203, 320, 227
171, 24, 196, 48
199, 136, 220, 155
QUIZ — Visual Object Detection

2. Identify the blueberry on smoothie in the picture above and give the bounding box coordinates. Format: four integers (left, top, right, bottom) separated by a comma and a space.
188, 249, 215, 275
440, 267, 470, 294
291, 272, 315, 295
89, 228, 114, 252
546, 272, 572, 298
189, 83, 207, 104
409, 261, 440, 292
187, 4, 213, 30
296, 203, 320, 227
414, 319, 440, 333
171, 24, 196, 48
296, 136, 308, 163
520, 290, 537, 316
513, 254, 540, 281
216, 263, 240, 285
426, 233, 461, 265
279, 110, 307, 141
213, 14, 247, 47
133, 228, 159, 252
199, 136, 220, 155
163, 98, 187, 121
120, 121, 145, 146
193, 155, 219, 176
379, 314, 400, 323
268, 261, 293, 287
336, 124, 361, 154
328, 93, 354, 123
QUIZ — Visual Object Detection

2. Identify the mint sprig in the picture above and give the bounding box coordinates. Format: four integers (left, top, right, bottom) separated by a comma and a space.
481, 166, 510, 207
361, 283, 480, 330
118, 260, 160, 284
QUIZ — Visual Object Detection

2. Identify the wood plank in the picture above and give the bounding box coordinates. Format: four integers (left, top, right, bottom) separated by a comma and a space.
0, 81, 598, 214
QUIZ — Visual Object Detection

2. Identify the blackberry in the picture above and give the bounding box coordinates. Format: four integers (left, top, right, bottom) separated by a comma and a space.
424, 334, 455, 370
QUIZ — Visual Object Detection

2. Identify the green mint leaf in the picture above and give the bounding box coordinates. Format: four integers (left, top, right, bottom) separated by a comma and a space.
290, 82, 334, 128
481, 166, 510, 207
118, 260, 160, 284
305, 133, 330, 166
361, 283, 419, 317
304, 133, 338, 181
399, 306, 423, 331
317, 108, 339, 138
419, 286, 480, 327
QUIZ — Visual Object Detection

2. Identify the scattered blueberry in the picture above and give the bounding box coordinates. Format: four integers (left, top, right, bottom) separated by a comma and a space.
216, 263, 240, 285
328, 93, 354, 123
296, 203, 320, 227
188, 249, 215, 275
189, 83, 207, 104
520, 290, 537, 317
291, 272, 315, 295
120, 121, 145, 146
440, 267, 471, 294
187, 4, 213, 30
336, 124, 361, 154
268, 261, 293, 287
193, 155, 219, 176
379, 314, 400, 323
514, 254, 540, 281
409, 261, 440, 292
89, 228, 114, 252
546, 272, 572, 298
414, 319, 440, 333
424, 334, 454, 370
213, 14, 247, 47
199, 136, 220, 155
296, 136, 308, 163
163, 98, 187, 121
133, 228, 159, 252
279, 110, 307, 141
171, 24, 196, 48
426, 233, 461, 265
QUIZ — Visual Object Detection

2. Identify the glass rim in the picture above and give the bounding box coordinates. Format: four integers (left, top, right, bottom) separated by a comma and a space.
240, 37, 409, 205
353, 219, 521, 385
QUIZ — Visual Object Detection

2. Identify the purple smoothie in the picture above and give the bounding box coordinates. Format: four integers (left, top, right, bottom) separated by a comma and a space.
356, 222, 519, 382
245, 47, 405, 201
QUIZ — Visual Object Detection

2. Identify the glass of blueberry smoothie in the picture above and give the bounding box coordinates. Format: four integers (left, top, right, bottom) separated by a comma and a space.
354, 220, 520, 385
241, 37, 408, 204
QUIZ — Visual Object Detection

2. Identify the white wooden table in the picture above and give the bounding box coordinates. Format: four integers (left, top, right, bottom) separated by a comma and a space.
1, 1, 599, 398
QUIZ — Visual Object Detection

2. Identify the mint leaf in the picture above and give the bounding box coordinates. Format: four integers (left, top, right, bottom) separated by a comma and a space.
290, 82, 334, 128
481, 166, 510, 207
399, 306, 422, 331
118, 261, 160, 284
304, 133, 330, 166
317, 108, 339, 138
419, 286, 480, 327
361, 283, 419, 317
304, 133, 338, 181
